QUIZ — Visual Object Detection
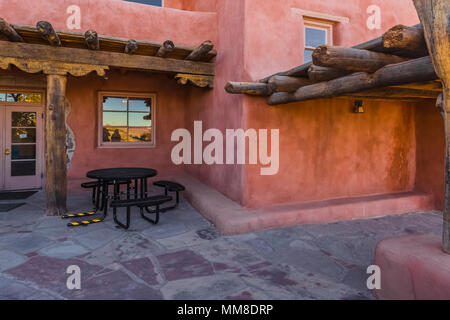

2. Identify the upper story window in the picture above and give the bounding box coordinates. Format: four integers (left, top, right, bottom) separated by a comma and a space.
124, 0, 163, 7
304, 19, 333, 63
99, 92, 155, 148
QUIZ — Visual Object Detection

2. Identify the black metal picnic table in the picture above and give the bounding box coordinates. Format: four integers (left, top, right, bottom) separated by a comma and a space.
86, 167, 158, 219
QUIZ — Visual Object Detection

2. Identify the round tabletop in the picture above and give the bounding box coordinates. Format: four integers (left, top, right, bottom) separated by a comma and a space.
86, 167, 158, 181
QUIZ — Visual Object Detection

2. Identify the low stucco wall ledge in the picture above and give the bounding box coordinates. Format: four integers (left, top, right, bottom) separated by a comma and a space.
374, 234, 450, 300
174, 173, 435, 235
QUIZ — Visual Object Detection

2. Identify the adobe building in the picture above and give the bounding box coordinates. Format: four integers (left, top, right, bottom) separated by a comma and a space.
0, 0, 445, 237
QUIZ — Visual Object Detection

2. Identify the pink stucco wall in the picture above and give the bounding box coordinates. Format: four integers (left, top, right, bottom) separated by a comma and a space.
65, 70, 189, 180
0, 0, 444, 216
0, 0, 217, 46
176, 0, 439, 210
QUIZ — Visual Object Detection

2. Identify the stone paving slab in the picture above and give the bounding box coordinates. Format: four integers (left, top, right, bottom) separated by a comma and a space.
38, 241, 90, 259
0, 190, 444, 300
0, 250, 27, 271
63, 270, 163, 300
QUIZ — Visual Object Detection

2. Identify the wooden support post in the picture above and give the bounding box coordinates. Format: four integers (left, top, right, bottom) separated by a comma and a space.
125, 39, 138, 54
312, 45, 408, 73
85, 30, 100, 50
225, 81, 273, 96
155, 40, 175, 58
185, 40, 214, 61
45, 74, 67, 216
413, 0, 450, 253
0, 18, 23, 42
36, 21, 61, 46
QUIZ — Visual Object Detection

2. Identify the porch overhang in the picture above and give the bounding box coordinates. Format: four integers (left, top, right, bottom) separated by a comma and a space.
0, 18, 217, 216
0, 20, 216, 85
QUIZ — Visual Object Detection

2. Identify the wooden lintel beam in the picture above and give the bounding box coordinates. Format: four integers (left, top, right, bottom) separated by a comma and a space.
338, 96, 431, 102
0, 18, 23, 42
346, 87, 440, 99
175, 73, 214, 88
36, 21, 61, 46
390, 80, 443, 92
0, 41, 215, 76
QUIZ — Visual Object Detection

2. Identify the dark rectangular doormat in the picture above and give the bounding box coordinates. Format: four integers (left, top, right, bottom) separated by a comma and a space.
0, 191, 37, 200
0, 203, 25, 212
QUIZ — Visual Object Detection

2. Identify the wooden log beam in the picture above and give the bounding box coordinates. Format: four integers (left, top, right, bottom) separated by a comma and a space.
84, 30, 100, 50
225, 82, 273, 96
36, 21, 61, 46
45, 74, 67, 216
308, 65, 352, 82
312, 46, 409, 73
0, 18, 23, 42
155, 40, 175, 58
0, 41, 215, 76
259, 62, 312, 83
268, 75, 312, 92
267, 56, 437, 105
124, 39, 138, 54
383, 24, 427, 53
185, 40, 214, 61
413, 0, 450, 253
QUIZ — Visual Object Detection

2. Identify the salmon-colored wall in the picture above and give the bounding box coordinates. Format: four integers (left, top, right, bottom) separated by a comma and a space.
414, 101, 445, 209
233, 0, 431, 208
243, 98, 418, 207
183, 0, 247, 204
65, 70, 189, 179
165, 0, 216, 12
243, 0, 420, 81
0, 0, 444, 213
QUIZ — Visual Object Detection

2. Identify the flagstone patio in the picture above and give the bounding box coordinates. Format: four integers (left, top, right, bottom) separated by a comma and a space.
0, 190, 443, 300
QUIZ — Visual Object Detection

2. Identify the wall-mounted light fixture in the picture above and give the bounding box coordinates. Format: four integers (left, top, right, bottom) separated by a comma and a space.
353, 100, 365, 113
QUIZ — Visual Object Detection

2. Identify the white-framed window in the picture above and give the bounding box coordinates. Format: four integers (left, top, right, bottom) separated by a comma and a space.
304, 19, 333, 63
98, 92, 156, 148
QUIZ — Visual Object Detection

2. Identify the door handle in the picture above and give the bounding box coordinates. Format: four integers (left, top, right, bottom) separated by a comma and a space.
4, 148, 10, 155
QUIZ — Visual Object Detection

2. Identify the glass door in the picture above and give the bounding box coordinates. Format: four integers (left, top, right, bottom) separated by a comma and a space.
4, 106, 43, 190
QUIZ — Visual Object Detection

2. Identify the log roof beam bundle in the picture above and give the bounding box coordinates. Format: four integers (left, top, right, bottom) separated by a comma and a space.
267, 56, 437, 105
